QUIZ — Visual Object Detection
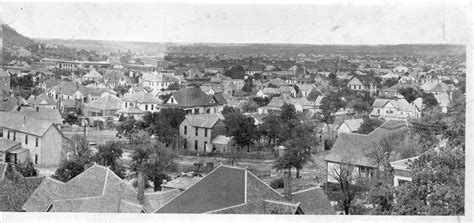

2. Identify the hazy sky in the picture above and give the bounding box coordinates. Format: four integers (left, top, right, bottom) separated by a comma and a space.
0, 2, 469, 44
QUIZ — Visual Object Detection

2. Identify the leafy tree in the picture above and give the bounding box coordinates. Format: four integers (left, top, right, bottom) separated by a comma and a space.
383, 78, 399, 88
306, 89, 321, 102
358, 117, 384, 134
222, 106, 237, 115
260, 114, 282, 146
320, 91, 345, 123
242, 80, 253, 93
63, 113, 79, 125
14, 161, 38, 177
267, 83, 278, 88
52, 159, 85, 182
223, 65, 245, 79
66, 135, 93, 164
280, 103, 297, 122
138, 109, 186, 147
223, 110, 259, 152
113, 85, 130, 96
241, 100, 258, 113
328, 73, 338, 87
421, 92, 438, 110
130, 138, 178, 191
351, 100, 371, 115
293, 85, 300, 95
253, 96, 271, 107
397, 87, 419, 103
93, 141, 126, 178
392, 147, 464, 215
366, 171, 396, 215
167, 82, 180, 91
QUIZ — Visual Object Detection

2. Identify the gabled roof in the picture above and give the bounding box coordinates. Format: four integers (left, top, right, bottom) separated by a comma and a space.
337, 119, 363, 132
349, 75, 376, 85
143, 189, 182, 213
117, 106, 143, 114
123, 91, 162, 103
0, 112, 58, 137
182, 113, 224, 128
372, 98, 416, 112
267, 94, 311, 108
162, 175, 203, 190
23, 164, 140, 213
83, 70, 103, 79
84, 95, 122, 111
0, 138, 21, 152
26, 94, 56, 106
165, 87, 224, 107
13, 107, 64, 125
291, 187, 336, 215
0, 162, 45, 212
325, 120, 409, 167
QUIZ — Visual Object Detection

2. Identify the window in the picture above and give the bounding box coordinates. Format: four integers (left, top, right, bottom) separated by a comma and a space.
125, 103, 128, 108
145, 105, 148, 110
183, 140, 187, 150
151, 104, 154, 110
195, 140, 198, 151
7, 131, 10, 139
13, 132, 16, 141
35, 154, 38, 164
204, 141, 207, 152
0, 129, 2, 138
36, 138, 39, 147
204, 129, 208, 137
195, 127, 199, 136
184, 126, 187, 135
25, 135, 28, 145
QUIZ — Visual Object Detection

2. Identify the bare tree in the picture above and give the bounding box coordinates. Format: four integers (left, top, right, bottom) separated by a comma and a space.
329, 161, 358, 215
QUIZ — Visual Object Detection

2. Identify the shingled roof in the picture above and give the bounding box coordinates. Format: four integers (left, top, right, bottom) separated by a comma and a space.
0, 112, 59, 137
84, 95, 122, 111
324, 120, 409, 167
165, 87, 226, 107
155, 165, 333, 214
291, 187, 336, 215
26, 94, 56, 106
183, 113, 224, 128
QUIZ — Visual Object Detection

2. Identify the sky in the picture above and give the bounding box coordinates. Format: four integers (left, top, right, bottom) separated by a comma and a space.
0, 2, 470, 45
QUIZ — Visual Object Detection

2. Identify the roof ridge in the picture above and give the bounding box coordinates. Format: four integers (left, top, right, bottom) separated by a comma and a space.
264, 199, 301, 207
291, 186, 322, 195
246, 170, 284, 199
144, 188, 180, 195
204, 202, 248, 214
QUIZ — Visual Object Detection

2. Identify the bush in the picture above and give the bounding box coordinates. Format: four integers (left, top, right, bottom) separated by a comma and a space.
15, 161, 38, 177
270, 177, 284, 189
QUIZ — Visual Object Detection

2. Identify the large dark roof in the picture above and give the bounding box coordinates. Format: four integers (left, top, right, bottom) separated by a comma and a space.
155, 165, 334, 214
165, 87, 226, 107
324, 120, 409, 167
291, 187, 336, 215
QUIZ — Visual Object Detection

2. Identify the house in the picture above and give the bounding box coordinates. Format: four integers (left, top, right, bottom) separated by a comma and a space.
0, 112, 66, 167
211, 135, 232, 153
0, 69, 11, 97
0, 162, 45, 211
141, 71, 180, 93
86, 88, 115, 102
258, 94, 313, 115
324, 120, 409, 183
48, 81, 87, 102
116, 106, 144, 120
346, 75, 378, 95
83, 95, 123, 126
22, 164, 181, 213
393, 65, 409, 73
297, 84, 315, 98
279, 86, 297, 97
162, 87, 226, 114
122, 91, 162, 113
336, 119, 363, 135
14, 107, 64, 126
379, 83, 420, 98
257, 87, 280, 98
83, 70, 103, 82
434, 92, 451, 113
179, 113, 226, 153
245, 64, 264, 76
26, 94, 57, 110
161, 173, 203, 191
389, 156, 419, 187
154, 165, 335, 214
103, 70, 127, 87
370, 98, 421, 120
420, 82, 454, 98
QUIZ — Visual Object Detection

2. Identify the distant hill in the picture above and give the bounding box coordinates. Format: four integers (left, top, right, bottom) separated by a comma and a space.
35, 38, 172, 54
2, 24, 36, 49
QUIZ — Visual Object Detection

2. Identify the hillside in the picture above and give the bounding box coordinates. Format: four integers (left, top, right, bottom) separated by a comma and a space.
2, 24, 36, 49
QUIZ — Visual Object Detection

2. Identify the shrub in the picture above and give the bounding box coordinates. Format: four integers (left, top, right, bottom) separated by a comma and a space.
270, 177, 284, 189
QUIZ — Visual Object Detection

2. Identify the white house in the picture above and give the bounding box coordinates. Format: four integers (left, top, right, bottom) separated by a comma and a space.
370, 98, 421, 120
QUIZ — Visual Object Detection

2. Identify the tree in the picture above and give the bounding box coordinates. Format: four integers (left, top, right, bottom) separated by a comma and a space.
306, 89, 321, 102
357, 117, 384, 134
397, 87, 419, 103
221, 106, 237, 115
253, 96, 271, 107
130, 139, 178, 191
330, 161, 359, 215
280, 103, 297, 122
138, 109, 186, 148
93, 141, 126, 178
392, 147, 464, 215
328, 73, 338, 87
113, 85, 130, 96
260, 114, 282, 146
242, 80, 253, 93
63, 113, 79, 125
116, 117, 137, 139
66, 135, 93, 164
421, 92, 438, 110
320, 91, 345, 123
167, 82, 180, 91
223, 110, 259, 152
383, 78, 399, 88
52, 159, 85, 182
241, 100, 258, 113
351, 100, 371, 115
14, 161, 38, 177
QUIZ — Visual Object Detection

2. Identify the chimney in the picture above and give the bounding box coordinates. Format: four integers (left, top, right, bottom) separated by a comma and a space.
283, 169, 292, 200
137, 171, 145, 205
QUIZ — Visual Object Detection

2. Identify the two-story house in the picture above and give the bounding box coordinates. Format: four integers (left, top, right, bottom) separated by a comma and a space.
0, 112, 65, 167
179, 113, 226, 153
122, 91, 162, 113
141, 71, 180, 93
370, 98, 421, 120
162, 87, 227, 114
347, 75, 378, 95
